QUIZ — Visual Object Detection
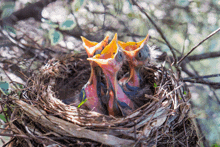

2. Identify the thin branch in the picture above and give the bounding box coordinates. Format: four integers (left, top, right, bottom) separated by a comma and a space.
211, 89, 220, 104
177, 27, 220, 65
183, 79, 220, 89
183, 74, 220, 81
131, 0, 178, 64
187, 51, 220, 61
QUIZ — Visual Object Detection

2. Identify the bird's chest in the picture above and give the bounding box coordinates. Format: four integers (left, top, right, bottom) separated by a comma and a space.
85, 85, 99, 102
117, 85, 132, 106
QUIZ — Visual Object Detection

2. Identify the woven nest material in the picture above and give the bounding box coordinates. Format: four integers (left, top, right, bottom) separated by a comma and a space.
5, 53, 198, 147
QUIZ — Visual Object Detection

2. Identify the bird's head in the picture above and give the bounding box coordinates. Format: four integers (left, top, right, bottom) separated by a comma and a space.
118, 35, 150, 67
87, 33, 124, 75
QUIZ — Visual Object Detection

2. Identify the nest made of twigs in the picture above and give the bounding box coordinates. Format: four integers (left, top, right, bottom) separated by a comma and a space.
5, 53, 198, 147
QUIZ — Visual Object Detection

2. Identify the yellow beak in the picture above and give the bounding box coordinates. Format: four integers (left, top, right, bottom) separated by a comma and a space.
87, 33, 118, 67
81, 35, 109, 57
118, 34, 149, 51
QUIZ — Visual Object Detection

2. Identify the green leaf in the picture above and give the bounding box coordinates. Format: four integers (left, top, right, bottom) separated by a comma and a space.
1, 2, 15, 18
175, 0, 189, 7
183, 91, 187, 95
1, 8, 14, 18
16, 84, 23, 95
212, 143, 220, 147
59, 19, 76, 30
74, 50, 81, 54
153, 83, 158, 88
128, 13, 135, 18
72, 0, 85, 12
127, 0, 133, 11
0, 114, 6, 122
3, 25, 16, 35
0, 81, 9, 95
78, 90, 87, 108
44, 19, 59, 28
48, 29, 63, 45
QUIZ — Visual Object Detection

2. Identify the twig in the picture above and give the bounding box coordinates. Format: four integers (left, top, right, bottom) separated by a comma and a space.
211, 89, 220, 104
183, 74, 220, 80
183, 120, 188, 147
2, 137, 16, 147
131, 0, 178, 64
0, 133, 30, 138
183, 79, 220, 89
187, 51, 220, 61
177, 27, 220, 65
0, 67, 20, 91
181, 63, 198, 78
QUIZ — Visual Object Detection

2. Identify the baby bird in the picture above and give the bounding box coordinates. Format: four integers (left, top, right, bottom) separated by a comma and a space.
88, 34, 135, 117
79, 35, 109, 114
63, 36, 109, 114
118, 35, 150, 91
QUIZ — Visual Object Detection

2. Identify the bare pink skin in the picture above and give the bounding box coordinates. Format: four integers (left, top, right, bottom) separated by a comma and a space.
81, 36, 109, 114
83, 66, 104, 113
100, 59, 134, 116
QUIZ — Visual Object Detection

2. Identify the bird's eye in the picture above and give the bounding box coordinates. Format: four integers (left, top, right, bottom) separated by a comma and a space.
94, 50, 102, 55
135, 46, 149, 61
116, 51, 123, 62
138, 52, 142, 58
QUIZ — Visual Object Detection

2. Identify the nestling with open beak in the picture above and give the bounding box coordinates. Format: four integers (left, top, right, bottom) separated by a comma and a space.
118, 35, 150, 92
78, 36, 109, 114
88, 34, 135, 117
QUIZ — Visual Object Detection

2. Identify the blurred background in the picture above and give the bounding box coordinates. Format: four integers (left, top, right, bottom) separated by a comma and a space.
0, 0, 219, 146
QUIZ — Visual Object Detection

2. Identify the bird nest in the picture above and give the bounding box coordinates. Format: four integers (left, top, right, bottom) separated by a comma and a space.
5, 52, 197, 147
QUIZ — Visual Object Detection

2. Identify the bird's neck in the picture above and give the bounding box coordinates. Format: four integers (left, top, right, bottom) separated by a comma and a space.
105, 71, 117, 92
104, 71, 120, 115
128, 66, 140, 87
88, 66, 98, 86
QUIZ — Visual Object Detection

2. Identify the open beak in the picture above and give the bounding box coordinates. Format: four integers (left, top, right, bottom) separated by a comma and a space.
87, 34, 118, 70
136, 34, 149, 48
81, 35, 109, 57
119, 34, 149, 61
118, 34, 149, 51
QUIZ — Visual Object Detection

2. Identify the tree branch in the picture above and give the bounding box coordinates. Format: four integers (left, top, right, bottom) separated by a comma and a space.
183, 74, 220, 81
183, 79, 220, 89
177, 27, 220, 65
187, 51, 220, 61
131, 0, 178, 64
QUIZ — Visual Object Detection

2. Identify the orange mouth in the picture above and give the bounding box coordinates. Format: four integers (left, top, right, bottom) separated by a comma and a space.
81, 35, 109, 57
87, 33, 118, 70
118, 34, 149, 51
118, 34, 149, 61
